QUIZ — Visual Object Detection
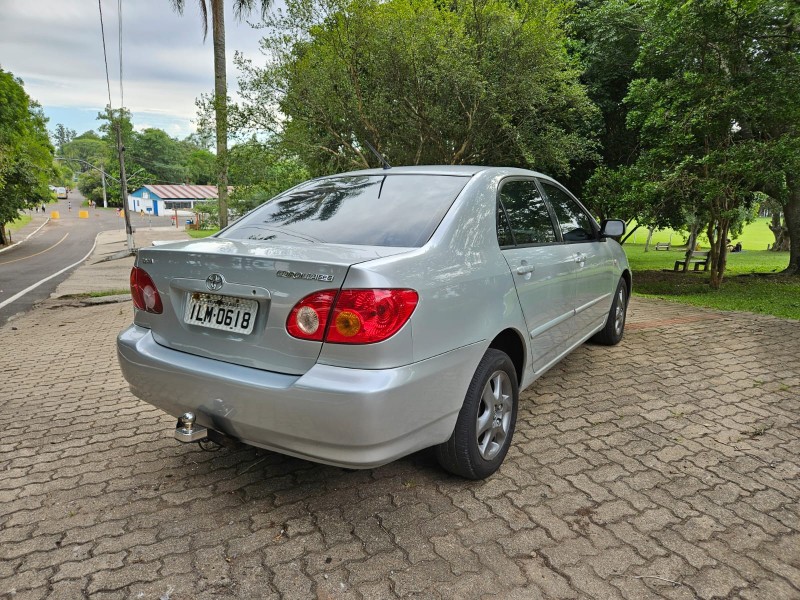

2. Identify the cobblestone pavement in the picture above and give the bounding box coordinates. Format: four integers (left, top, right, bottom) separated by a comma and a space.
1, 297, 798, 599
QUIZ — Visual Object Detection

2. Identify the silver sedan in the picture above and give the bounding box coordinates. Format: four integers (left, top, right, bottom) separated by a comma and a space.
117, 166, 630, 479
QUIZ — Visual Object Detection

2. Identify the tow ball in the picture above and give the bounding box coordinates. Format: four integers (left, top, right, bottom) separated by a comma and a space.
174, 412, 208, 443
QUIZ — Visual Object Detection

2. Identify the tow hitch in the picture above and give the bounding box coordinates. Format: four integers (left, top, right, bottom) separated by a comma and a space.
174, 412, 208, 442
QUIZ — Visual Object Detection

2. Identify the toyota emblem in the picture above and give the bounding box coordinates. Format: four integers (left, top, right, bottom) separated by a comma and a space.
205, 273, 224, 291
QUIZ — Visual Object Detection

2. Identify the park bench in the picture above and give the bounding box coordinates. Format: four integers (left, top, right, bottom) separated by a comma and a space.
654, 242, 670, 251
674, 250, 710, 271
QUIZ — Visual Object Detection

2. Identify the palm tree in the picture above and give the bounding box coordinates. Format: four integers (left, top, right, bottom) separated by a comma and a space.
169, 0, 270, 228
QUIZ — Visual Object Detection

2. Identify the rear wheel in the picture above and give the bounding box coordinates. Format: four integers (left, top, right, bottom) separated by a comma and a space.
436, 349, 518, 479
592, 278, 628, 346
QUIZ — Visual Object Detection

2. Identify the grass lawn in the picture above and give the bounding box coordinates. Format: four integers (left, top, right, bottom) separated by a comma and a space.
8, 214, 32, 232
621, 217, 799, 320
627, 216, 777, 251
623, 244, 798, 320
187, 229, 218, 239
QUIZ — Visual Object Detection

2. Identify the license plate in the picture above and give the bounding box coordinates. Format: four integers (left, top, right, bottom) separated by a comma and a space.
184, 293, 258, 334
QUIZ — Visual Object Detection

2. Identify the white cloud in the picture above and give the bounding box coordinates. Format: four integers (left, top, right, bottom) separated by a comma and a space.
0, 0, 271, 136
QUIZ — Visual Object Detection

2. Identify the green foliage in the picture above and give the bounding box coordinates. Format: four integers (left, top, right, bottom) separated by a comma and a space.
597, 0, 800, 286
184, 147, 216, 185
234, 0, 598, 176
52, 123, 77, 152
0, 68, 54, 244
566, 0, 643, 196
227, 138, 310, 214
128, 128, 188, 183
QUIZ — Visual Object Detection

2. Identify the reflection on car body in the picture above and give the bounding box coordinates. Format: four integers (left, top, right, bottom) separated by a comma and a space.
118, 166, 630, 479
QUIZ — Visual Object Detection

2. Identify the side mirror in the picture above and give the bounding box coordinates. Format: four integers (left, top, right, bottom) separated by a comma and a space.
600, 219, 625, 239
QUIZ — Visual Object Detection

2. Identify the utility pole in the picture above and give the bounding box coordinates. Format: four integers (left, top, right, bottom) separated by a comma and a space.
115, 114, 134, 253
101, 167, 108, 208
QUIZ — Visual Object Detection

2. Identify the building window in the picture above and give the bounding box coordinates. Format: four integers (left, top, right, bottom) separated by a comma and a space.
164, 201, 192, 210
142, 191, 149, 199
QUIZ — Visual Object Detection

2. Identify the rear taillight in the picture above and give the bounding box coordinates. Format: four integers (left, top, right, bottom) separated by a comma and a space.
287, 289, 418, 344
286, 290, 337, 341
130, 267, 163, 314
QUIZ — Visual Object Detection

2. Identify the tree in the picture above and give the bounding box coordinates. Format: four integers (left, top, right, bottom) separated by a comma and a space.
622, 0, 798, 288
52, 123, 77, 153
128, 128, 187, 183
233, 0, 598, 177
227, 138, 309, 214
183, 147, 217, 185
60, 131, 106, 169
0, 69, 53, 246
169, 0, 273, 228
567, 0, 643, 201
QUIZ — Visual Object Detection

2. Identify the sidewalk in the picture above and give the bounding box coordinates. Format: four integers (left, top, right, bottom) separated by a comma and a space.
52, 226, 192, 298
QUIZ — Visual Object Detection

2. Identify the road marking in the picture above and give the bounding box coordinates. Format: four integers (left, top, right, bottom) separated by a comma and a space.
0, 216, 51, 255
0, 232, 69, 265
0, 234, 99, 311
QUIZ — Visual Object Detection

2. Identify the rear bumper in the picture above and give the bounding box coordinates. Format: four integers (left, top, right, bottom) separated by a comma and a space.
117, 325, 483, 469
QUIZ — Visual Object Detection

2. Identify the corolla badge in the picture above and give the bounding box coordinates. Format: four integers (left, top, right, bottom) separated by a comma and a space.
277, 270, 334, 282
205, 273, 224, 291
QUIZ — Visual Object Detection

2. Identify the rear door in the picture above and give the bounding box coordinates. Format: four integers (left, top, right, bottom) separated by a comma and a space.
497, 179, 575, 373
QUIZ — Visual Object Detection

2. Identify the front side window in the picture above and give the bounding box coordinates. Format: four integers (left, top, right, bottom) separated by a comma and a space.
497, 180, 557, 246
222, 174, 469, 247
539, 181, 596, 242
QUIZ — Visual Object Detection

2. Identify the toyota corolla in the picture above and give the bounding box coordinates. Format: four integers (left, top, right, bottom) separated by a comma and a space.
117, 166, 630, 479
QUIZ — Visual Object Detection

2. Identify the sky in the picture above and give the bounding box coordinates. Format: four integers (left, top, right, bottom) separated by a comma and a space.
0, 0, 269, 140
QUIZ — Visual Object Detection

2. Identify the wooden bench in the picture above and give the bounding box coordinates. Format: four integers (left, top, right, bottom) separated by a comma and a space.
654, 242, 670, 251
674, 250, 710, 271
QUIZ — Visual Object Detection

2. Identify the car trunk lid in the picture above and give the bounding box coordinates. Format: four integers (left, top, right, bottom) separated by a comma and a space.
135, 238, 408, 375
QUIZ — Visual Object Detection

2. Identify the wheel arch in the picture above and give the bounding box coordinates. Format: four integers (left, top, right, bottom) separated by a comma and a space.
621, 268, 632, 303
488, 328, 526, 386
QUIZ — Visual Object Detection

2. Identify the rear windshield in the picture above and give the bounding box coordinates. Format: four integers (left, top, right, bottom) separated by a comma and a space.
221, 174, 470, 247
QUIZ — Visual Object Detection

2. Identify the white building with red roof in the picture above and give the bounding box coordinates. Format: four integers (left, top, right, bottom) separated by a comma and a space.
128, 184, 233, 216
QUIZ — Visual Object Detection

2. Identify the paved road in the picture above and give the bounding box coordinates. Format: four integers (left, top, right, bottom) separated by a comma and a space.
1, 295, 798, 599
0, 192, 173, 326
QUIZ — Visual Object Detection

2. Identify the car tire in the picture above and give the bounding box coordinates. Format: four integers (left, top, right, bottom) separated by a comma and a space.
592, 277, 628, 346
436, 349, 518, 479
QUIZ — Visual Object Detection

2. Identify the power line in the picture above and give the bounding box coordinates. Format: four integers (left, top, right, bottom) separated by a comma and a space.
117, 0, 124, 108
97, 0, 113, 109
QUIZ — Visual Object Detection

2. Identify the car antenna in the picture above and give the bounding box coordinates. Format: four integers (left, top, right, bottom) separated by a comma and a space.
363, 139, 391, 170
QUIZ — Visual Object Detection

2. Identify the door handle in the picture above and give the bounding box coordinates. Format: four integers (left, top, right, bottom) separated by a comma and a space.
574, 253, 585, 264
516, 265, 535, 275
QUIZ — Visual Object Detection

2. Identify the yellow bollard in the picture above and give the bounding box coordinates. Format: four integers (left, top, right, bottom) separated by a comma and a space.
51, 211, 60, 220
78, 210, 89, 219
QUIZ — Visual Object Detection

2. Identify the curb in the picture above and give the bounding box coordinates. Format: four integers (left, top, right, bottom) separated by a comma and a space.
0, 217, 51, 254
0, 232, 99, 311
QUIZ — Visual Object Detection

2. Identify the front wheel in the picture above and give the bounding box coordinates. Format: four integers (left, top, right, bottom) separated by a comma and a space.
592, 277, 628, 346
436, 349, 518, 479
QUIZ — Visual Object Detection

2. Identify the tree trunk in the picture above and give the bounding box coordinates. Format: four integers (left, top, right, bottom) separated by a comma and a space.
682, 222, 700, 273
708, 219, 729, 290
782, 180, 800, 275
0, 224, 9, 247
643, 227, 654, 252
212, 0, 229, 229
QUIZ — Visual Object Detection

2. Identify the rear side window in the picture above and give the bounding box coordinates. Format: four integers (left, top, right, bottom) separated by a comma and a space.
222, 175, 469, 247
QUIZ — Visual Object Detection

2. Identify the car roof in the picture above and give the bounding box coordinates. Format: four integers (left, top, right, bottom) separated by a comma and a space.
325, 165, 555, 180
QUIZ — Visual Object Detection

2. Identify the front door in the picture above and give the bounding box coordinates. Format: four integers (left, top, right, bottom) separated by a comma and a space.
538, 180, 615, 339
